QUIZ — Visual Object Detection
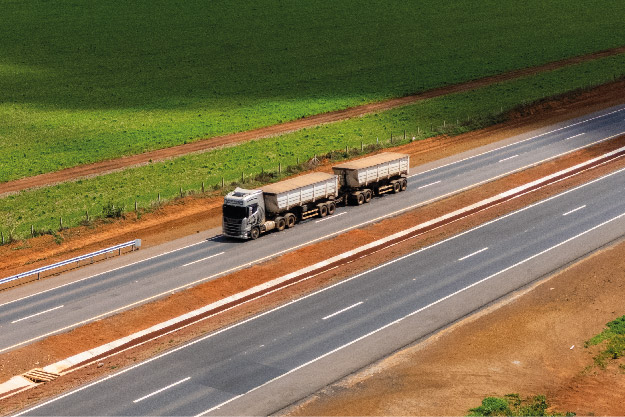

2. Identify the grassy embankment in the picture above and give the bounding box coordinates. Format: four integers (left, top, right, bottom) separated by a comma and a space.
1, 54, 625, 240
586, 315, 625, 369
468, 394, 573, 416
1, 0, 625, 182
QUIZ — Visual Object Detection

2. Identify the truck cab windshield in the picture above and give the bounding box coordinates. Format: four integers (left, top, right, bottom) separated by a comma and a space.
222, 204, 248, 219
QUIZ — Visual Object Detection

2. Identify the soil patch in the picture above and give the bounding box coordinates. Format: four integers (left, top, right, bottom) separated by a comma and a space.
1, 47, 624, 197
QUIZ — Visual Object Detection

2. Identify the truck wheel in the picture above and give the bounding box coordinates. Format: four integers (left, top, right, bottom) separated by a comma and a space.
285, 213, 296, 228
356, 192, 365, 205
400, 178, 408, 191
250, 226, 260, 240
327, 202, 336, 215
318, 204, 328, 217
364, 189, 372, 203
275, 216, 286, 231
392, 181, 401, 193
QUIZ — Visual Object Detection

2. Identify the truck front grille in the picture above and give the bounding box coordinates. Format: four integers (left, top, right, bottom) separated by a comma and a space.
223, 217, 245, 237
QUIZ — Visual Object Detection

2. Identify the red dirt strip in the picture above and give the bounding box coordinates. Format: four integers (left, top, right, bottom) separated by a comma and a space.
1, 46, 624, 196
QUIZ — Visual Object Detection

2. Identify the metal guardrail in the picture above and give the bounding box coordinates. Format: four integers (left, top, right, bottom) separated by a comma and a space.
0, 239, 141, 286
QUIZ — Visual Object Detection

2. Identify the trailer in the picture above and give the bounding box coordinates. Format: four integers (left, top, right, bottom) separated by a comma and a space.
222, 152, 409, 239
332, 152, 409, 204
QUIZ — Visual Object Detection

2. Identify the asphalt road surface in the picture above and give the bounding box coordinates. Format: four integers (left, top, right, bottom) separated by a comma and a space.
1, 105, 624, 355
18, 129, 625, 416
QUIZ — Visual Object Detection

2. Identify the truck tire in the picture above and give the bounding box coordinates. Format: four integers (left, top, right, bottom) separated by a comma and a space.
318, 204, 328, 218
400, 178, 407, 191
364, 189, 372, 203
250, 226, 260, 240
285, 213, 296, 228
327, 201, 336, 215
392, 181, 401, 193
356, 192, 365, 205
275, 216, 286, 231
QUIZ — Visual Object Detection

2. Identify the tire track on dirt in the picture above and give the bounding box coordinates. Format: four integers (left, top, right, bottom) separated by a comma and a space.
2, 46, 625, 197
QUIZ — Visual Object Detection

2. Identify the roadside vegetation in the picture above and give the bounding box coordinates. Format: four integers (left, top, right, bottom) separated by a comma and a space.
1, 54, 625, 241
468, 394, 574, 416
1, 0, 625, 182
585, 315, 625, 369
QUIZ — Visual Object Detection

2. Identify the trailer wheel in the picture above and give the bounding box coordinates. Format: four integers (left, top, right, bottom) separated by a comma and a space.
285, 213, 296, 228
327, 202, 336, 215
318, 204, 328, 218
364, 189, 372, 203
250, 226, 260, 240
400, 178, 408, 191
392, 181, 401, 193
275, 216, 286, 231
356, 192, 365, 205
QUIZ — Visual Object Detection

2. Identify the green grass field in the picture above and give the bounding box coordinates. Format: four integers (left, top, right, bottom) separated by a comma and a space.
1, 0, 625, 182
2, 54, 624, 240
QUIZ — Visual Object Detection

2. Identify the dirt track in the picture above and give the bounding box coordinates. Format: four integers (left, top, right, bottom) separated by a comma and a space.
1, 46, 624, 197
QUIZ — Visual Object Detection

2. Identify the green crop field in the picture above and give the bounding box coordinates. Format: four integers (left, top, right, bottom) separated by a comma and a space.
1, 0, 625, 182
2, 54, 625, 240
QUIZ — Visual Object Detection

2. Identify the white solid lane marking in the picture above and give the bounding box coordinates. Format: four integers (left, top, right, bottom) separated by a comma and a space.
498, 154, 519, 163
11, 305, 64, 324
458, 247, 488, 261
322, 302, 363, 320
182, 252, 225, 268
418, 180, 441, 189
133, 377, 191, 404
563, 205, 586, 216
315, 212, 347, 223
564, 133, 585, 140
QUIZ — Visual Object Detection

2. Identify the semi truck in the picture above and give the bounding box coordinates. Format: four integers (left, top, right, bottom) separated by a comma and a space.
222, 152, 409, 239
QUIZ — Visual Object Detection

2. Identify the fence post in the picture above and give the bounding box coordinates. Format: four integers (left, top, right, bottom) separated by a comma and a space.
345, 145, 348, 154
403, 130, 406, 140
279, 162, 281, 173
201, 182, 205, 193
134, 200, 137, 212
86, 210, 90, 221
31, 225, 34, 237
390, 133, 393, 143
222, 177, 225, 188
180, 187, 183, 198
1, 231, 4, 245
158, 193, 161, 203
60, 217, 63, 230
242, 172, 245, 182
361, 141, 363, 151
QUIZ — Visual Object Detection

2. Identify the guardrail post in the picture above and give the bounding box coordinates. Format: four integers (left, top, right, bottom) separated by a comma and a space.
134, 239, 142, 250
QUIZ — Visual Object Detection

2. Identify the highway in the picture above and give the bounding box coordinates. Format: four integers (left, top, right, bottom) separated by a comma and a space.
19, 134, 625, 416
0, 105, 624, 355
